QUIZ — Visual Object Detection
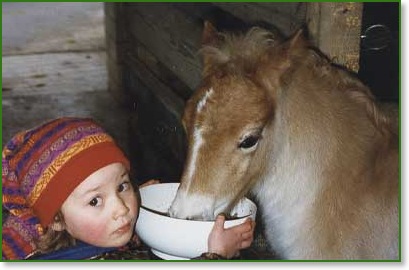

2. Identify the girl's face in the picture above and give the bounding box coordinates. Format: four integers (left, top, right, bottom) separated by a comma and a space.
59, 163, 138, 247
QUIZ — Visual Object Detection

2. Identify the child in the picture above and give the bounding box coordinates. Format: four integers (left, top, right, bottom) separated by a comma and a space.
2, 117, 255, 260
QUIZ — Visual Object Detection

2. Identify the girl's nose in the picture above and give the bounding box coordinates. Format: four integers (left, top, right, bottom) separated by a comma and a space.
113, 195, 130, 220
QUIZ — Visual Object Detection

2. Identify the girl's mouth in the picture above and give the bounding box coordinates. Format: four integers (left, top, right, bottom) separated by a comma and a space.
114, 222, 131, 234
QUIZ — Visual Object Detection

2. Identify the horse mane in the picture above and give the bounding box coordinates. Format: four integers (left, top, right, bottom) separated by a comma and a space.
200, 27, 396, 135
340, 75, 397, 135
285, 47, 396, 134
199, 27, 280, 76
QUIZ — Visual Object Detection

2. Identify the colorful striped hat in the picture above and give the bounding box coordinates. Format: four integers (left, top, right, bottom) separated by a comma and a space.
2, 117, 130, 260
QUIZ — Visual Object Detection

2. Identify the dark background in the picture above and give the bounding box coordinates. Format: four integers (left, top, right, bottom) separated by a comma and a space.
358, 2, 399, 102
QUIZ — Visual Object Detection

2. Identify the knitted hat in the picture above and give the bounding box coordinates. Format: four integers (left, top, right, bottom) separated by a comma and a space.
2, 117, 130, 260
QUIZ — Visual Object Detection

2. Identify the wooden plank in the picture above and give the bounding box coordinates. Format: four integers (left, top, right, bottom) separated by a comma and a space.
213, 2, 307, 35
306, 2, 363, 72
125, 3, 203, 92
2, 52, 107, 95
128, 90, 186, 183
130, 42, 193, 101
104, 3, 130, 103
126, 68, 187, 183
174, 3, 250, 32
125, 43, 186, 119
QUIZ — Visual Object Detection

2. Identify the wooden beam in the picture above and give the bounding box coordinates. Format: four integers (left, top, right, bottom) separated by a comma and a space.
125, 3, 203, 92
306, 2, 363, 72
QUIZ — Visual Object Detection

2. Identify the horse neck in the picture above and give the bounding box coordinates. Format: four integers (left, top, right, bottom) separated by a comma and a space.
253, 67, 385, 212
252, 112, 321, 216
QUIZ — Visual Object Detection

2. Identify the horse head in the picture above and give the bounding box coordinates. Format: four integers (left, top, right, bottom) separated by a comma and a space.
169, 22, 305, 220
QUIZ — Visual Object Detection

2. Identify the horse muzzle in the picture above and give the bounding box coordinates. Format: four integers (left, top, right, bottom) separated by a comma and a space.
169, 191, 227, 221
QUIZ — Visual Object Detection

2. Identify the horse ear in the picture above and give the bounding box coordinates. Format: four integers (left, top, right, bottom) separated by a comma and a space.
256, 29, 309, 96
286, 28, 309, 53
202, 21, 218, 46
201, 21, 223, 77
289, 29, 308, 50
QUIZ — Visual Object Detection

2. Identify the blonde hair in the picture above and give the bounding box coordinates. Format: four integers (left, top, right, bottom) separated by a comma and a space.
35, 212, 76, 255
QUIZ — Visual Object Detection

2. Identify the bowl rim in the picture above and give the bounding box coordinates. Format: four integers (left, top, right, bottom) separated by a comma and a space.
139, 183, 257, 223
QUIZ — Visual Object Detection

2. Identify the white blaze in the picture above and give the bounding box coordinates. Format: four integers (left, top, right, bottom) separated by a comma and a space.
186, 88, 214, 185
169, 87, 222, 220
186, 125, 204, 182
196, 87, 214, 113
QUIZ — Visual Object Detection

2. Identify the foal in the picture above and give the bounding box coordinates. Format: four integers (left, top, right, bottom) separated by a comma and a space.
169, 22, 399, 259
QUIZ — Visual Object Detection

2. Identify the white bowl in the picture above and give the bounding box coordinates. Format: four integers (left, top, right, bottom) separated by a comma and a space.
135, 183, 257, 260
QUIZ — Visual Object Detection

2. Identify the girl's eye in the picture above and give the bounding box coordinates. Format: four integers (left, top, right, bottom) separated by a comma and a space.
118, 182, 130, 193
89, 197, 102, 207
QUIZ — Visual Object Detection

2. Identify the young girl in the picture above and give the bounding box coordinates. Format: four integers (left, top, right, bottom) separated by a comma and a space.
2, 117, 255, 260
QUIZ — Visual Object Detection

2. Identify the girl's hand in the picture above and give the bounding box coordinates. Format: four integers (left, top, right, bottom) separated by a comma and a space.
207, 215, 256, 259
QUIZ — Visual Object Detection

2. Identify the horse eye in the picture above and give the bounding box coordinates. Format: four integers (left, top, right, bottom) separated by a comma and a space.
238, 135, 260, 149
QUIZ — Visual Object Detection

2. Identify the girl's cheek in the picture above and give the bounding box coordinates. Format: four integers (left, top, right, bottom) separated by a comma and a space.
74, 218, 109, 244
